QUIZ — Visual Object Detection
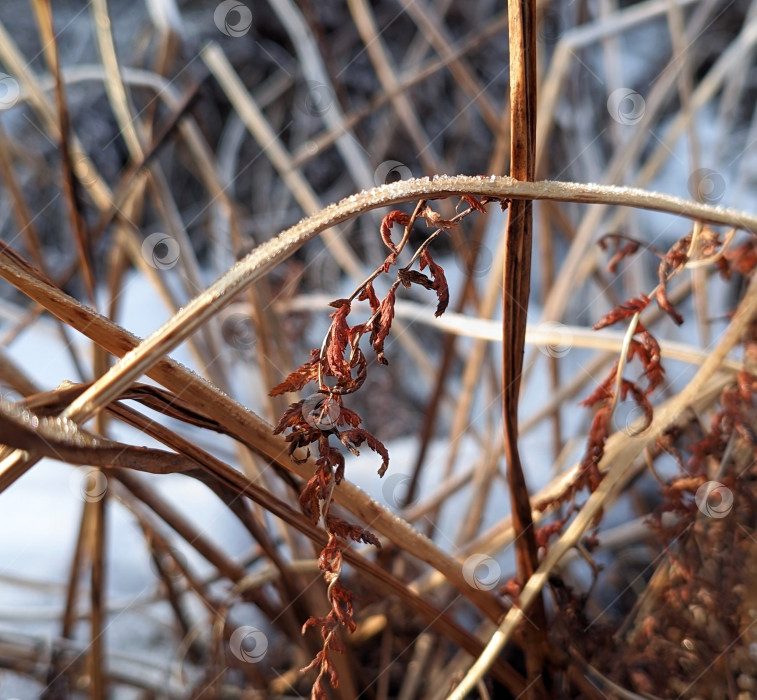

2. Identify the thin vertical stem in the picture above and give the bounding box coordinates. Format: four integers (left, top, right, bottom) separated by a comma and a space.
503, 0, 548, 694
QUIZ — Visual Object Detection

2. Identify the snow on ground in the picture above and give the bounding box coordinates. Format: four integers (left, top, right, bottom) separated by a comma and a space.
0, 112, 733, 694
0, 252, 545, 697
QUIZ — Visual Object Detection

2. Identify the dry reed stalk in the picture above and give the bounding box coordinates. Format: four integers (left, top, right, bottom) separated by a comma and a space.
0, 3, 755, 697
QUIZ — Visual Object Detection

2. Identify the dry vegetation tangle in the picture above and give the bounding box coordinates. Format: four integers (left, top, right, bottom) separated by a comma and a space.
0, 1, 757, 699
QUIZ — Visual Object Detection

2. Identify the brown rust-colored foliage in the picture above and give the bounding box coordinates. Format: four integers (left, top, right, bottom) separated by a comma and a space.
2, 2, 757, 698
270, 196, 489, 693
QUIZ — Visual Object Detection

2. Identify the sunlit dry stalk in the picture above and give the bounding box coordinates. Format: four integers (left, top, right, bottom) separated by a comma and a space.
449, 230, 757, 699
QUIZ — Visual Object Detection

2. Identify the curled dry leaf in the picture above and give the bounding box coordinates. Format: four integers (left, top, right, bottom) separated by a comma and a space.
631, 328, 665, 395
656, 236, 690, 325
326, 514, 381, 547
336, 405, 361, 429
535, 517, 570, 550
420, 249, 449, 317
299, 476, 324, 523
579, 404, 612, 490
269, 349, 321, 396
331, 347, 367, 396
270, 191, 492, 698
370, 286, 397, 365
655, 286, 684, 326
300, 648, 340, 700
619, 378, 654, 428
329, 580, 357, 632
420, 205, 457, 230
598, 234, 643, 274
380, 210, 411, 270
337, 427, 390, 476
461, 194, 487, 213
398, 268, 435, 290
301, 547, 357, 699
357, 282, 380, 314
593, 294, 651, 330
580, 361, 620, 407
272, 399, 307, 434
724, 240, 757, 276
326, 300, 352, 381
318, 533, 343, 575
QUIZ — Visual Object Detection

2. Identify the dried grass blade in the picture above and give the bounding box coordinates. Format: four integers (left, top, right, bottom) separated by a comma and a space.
0, 244, 507, 622
503, 0, 547, 689
449, 243, 757, 699
30, 0, 95, 301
